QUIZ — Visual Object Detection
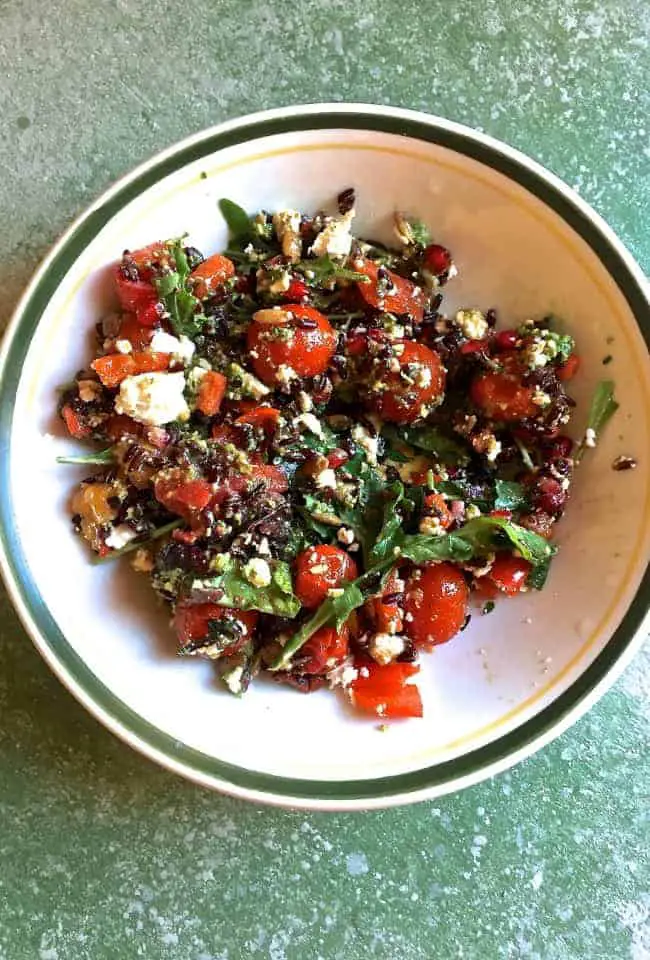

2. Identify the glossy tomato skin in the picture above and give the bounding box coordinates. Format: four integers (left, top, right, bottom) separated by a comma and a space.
353, 258, 426, 322
114, 242, 168, 312
403, 563, 469, 648
298, 624, 350, 675
470, 352, 537, 422
351, 661, 423, 719
486, 553, 531, 596
247, 305, 337, 385
294, 545, 358, 609
370, 341, 445, 424
174, 602, 257, 656
190, 253, 235, 299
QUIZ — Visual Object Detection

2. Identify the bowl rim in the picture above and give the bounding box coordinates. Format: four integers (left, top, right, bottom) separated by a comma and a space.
1, 102, 648, 810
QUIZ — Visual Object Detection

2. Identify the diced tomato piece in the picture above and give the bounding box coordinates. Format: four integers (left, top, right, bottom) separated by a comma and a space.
114, 272, 158, 313
294, 545, 358, 609
422, 243, 452, 277
210, 423, 239, 445
170, 479, 213, 510
91, 351, 170, 388
367, 566, 404, 635
247, 305, 337, 385
283, 278, 309, 302
61, 404, 91, 439
326, 448, 349, 469
423, 493, 453, 529
557, 353, 580, 381
251, 463, 288, 495
136, 301, 164, 328
154, 473, 213, 519
123, 242, 170, 280
235, 406, 281, 434
190, 254, 235, 299
174, 602, 257, 656
351, 661, 423, 719
104, 414, 142, 440
118, 314, 155, 351
353, 258, 426, 322
404, 563, 469, 648
299, 624, 350, 675
196, 370, 227, 416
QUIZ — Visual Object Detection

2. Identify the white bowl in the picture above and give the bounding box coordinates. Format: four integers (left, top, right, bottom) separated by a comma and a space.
1, 104, 649, 809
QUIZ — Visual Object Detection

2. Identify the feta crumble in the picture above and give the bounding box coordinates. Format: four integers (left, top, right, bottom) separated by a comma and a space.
368, 632, 405, 666
105, 525, 137, 550
243, 557, 272, 588
310, 208, 355, 259
455, 309, 488, 340
150, 330, 196, 364
272, 210, 302, 263
115, 371, 189, 426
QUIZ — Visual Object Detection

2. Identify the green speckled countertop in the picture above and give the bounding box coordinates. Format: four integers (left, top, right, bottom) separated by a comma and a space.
1, 2, 649, 957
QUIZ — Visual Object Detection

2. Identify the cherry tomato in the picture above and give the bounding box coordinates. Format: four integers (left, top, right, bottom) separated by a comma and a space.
351, 661, 423, 719
117, 313, 155, 351
190, 253, 235, 299
403, 563, 469, 648
174, 602, 257, 656
353, 258, 426, 322
557, 353, 580, 381
485, 553, 531, 596
299, 624, 350, 675
247, 305, 337, 385
493, 329, 518, 352
235, 406, 281, 435
61, 404, 91, 439
91, 351, 170, 388
196, 370, 228, 416
294, 545, 358, 610
369, 341, 445, 423
470, 352, 537, 422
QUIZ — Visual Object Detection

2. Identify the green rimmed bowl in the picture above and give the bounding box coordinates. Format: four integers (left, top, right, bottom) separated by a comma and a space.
1, 104, 649, 810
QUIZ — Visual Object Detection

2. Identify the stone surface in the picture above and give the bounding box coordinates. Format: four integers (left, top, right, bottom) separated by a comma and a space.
0, 1, 648, 957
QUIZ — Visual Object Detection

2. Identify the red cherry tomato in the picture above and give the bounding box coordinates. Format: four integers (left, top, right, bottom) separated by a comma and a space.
403, 563, 469, 648
367, 567, 404, 635
196, 370, 228, 416
235, 406, 281, 435
294, 545, 358, 610
470, 352, 537, 422
299, 624, 350, 675
422, 243, 452, 276
174, 602, 257, 656
247, 305, 337, 385
369, 341, 445, 423
351, 662, 423, 719
557, 353, 580, 381
485, 553, 531, 596
353, 258, 426, 322
190, 253, 235, 300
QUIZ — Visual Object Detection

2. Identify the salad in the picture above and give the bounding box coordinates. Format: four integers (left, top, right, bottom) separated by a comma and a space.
57, 190, 617, 719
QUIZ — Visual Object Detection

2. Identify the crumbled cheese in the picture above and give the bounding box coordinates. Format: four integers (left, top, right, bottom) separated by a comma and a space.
413, 365, 432, 388
466, 503, 482, 520
243, 557, 272, 588
523, 339, 549, 369
419, 515, 445, 537
294, 412, 323, 437
275, 364, 298, 388
187, 365, 208, 391
531, 388, 551, 407
105, 525, 137, 550
115, 371, 189, 426
297, 391, 313, 413
327, 657, 359, 689
272, 210, 302, 263
368, 633, 406, 666
222, 665, 246, 695
114, 339, 133, 355
388, 357, 401, 373
314, 467, 337, 490
337, 527, 355, 545
257, 537, 271, 556
455, 309, 488, 341
78, 379, 102, 403
150, 330, 196, 364
310, 208, 355, 259
485, 435, 502, 462
131, 548, 154, 573
351, 423, 379, 464
584, 427, 597, 448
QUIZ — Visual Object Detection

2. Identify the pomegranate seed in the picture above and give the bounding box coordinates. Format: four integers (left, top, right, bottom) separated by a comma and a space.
460, 339, 486, 355
494, 330, 518, 351
284, 278, 309, 302
327, 448, 349, 468
423, 244, 452, 276
137, 301, 163, 327
534, 476, 566, 516
548, 435, 573, 459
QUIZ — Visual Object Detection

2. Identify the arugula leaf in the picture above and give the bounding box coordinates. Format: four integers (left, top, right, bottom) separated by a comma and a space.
457, 516, 555, 566
296, 256, 370, 285
395, 532, 474, 564
368, 482, 409, 566
218, 198, 252, 239
92, 519, 182, 564
382, 424, 470, 465
57, 447, 115, 466
494, 480, 529, 512
436, 477, 492, 511
154, 238, 207, 338
190, 559, 300, 618
526, 556, 552, 590
394, 213, 431, 248
179, 616, 244, 658
575, 380, 619, 462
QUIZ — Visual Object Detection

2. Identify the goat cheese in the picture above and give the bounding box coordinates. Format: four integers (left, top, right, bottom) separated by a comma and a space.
310, 208, 355, 259
455, 309, 488, 341
314, 468, 337, 490
243, 557, 272, 588
272, 210, 302, 263
150, 330, 196, 364
115, 371, 189, 426
294, 412, 323, 437
368, 632, 405, 666
105, 525, 137, 550
351, 423, 379, 464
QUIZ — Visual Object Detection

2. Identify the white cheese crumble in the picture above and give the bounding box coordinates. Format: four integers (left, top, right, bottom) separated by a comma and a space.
275, 364, 298, 388
584, 427, 597, 448
105, 525, 137, 550
294, 412, 323, 437
466, 503, 482, 520
297, 391, 313, 413
243, 557, 272, 588
327, 657, 359, 689
368, 632, 405, 666
310, 208, 355, 259
314, 467, 337, 490
78, 379, 102, 403
115, 371, 189, 426
485, 435, 502, 462
150, 330, 196, 364
455, 309, 488, 340
114, 339, 133, 354
272, 210, 302, 263
222, 665, 246, 695
351, 423, 379, 464
337, 527, 355, 545
419, 515, 445, 537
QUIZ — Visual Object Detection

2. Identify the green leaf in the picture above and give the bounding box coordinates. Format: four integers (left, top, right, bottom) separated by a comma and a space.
458, 516, 555, 566
494, 480, 529, 512
191, 560, 300, 618
395, 215, 431, 247
296, 256, 370, 285
526, 556, 552, 590
382, 424, 470, 465
575, 380, 619, 462
218, 198, 253, 239
395, 532, 474, 564
92, 519, 182, 564
57, 447, 115, 466
368, 482, 408, 566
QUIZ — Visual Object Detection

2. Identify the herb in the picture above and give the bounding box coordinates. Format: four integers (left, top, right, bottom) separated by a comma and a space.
394, 213, 431, 248
92, 519, 182, 564
368, 482, 409, 566
179, 616, 243, 658
296, 256, 370, 285
192, 558, 300, 617
602, 355, 613, 366
575, 380, 619, 462
218, 198, 252, 239
154, 237, 206, 338
494, 480, 528, 512
514, 436, 535, 471
456, 516, 555, 566
57, 447, 115, 466
382, 424, 470, 465
482, 600, 495, 615
526, 556, 552, 590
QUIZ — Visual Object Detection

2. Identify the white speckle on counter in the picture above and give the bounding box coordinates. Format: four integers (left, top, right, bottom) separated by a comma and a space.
346, 852, 369, 876
531, 869, 544, 891
618, 894, 650, 960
